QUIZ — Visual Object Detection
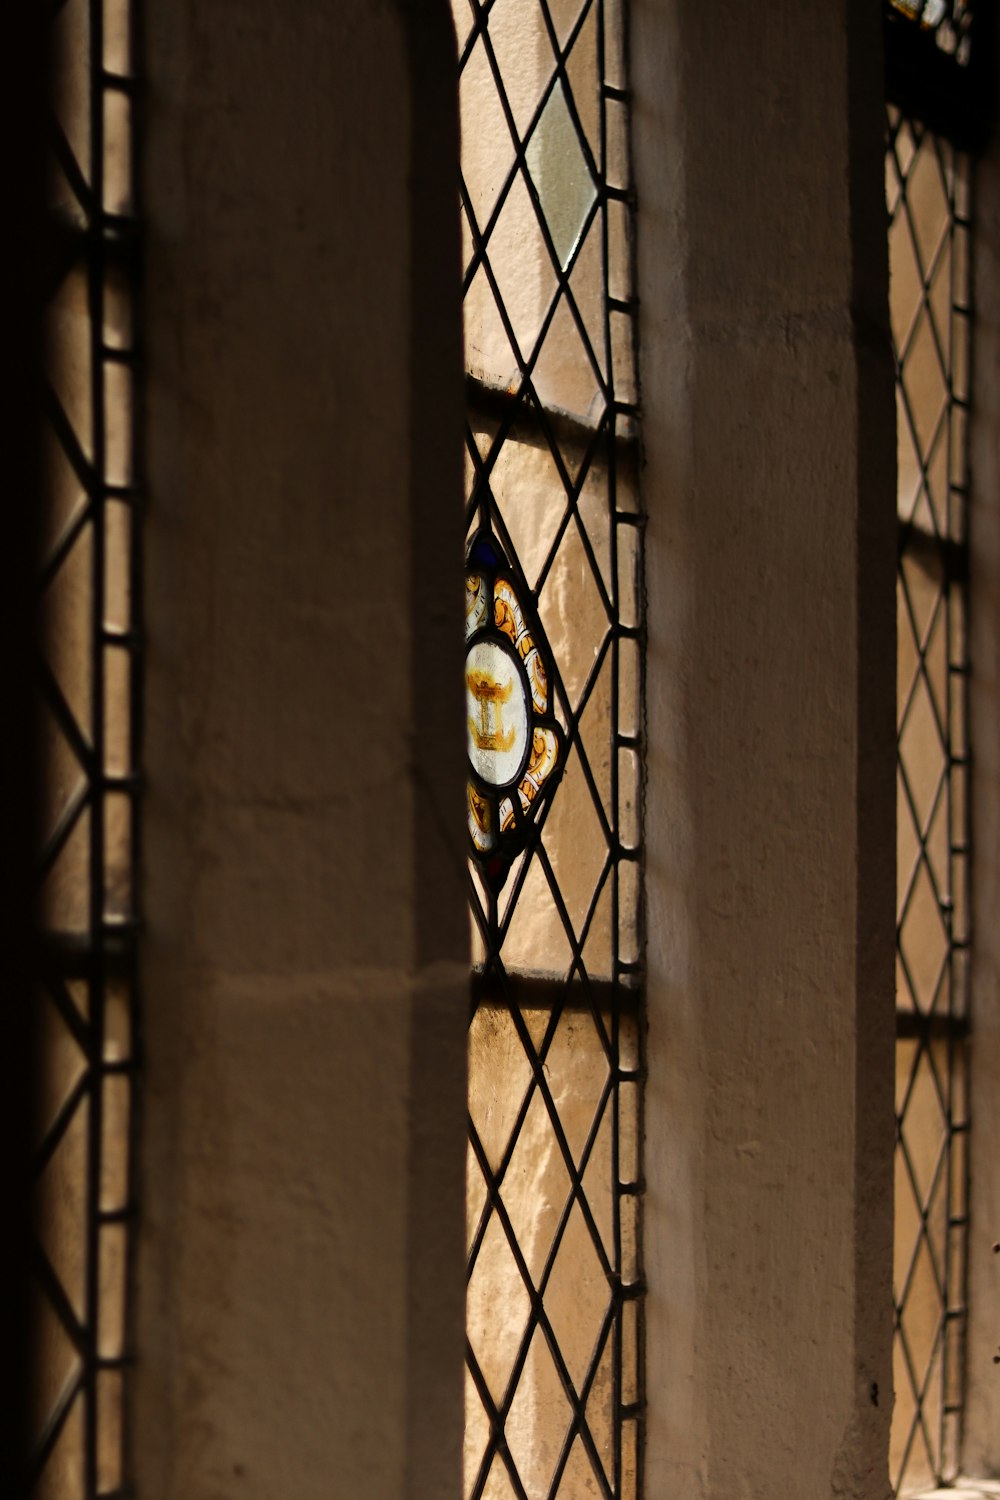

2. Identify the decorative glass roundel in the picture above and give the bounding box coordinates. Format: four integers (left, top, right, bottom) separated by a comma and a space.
465, 529, 564, 889
466, 637, 530, 785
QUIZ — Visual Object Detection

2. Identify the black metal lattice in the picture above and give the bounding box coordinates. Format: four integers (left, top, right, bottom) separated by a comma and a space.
887, 105, 971, 1495
456, 0, 643, 1496
32, 1, 142, 1495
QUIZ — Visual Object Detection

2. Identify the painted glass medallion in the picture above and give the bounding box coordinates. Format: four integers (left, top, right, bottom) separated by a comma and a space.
465, 529, 563, 888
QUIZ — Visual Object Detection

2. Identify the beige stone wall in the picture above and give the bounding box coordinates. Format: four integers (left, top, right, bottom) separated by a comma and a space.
634, 2, 897, 1495
134, 5, 468, 1500
964, 96, 1000, 1481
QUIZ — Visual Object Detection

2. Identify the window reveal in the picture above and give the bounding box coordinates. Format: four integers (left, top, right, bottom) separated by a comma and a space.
455, 1, 644, 1497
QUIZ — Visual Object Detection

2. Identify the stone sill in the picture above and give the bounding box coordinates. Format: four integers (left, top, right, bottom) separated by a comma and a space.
908, 1482, 1000, 1500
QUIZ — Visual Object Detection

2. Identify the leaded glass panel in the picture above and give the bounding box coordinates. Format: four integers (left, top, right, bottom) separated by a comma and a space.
32, 2, 141, 1495
888, 0, 975, 66
456, 2, 643, 1496
887, 105, 971, 1496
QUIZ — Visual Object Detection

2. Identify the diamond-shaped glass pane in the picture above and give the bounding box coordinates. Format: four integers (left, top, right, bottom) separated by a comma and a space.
505, 1326, 573, 1496
526, 81, 598, 271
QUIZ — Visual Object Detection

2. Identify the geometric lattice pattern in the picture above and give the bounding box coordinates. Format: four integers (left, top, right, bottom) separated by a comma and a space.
887, 105, 971, 1496
32, 1, 141, 1494
456, 1, 643, 1494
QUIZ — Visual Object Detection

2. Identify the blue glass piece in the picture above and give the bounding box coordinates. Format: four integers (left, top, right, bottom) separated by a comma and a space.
469, 532, 502, 568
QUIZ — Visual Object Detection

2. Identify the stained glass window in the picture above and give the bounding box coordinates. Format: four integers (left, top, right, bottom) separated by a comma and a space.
455, 1, 644, 1496
887, 0, 975, 64
884, 0, 995, 149
466, 531, 565, 882
887, 105, 972, 1496
32, 0, 141, 1495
